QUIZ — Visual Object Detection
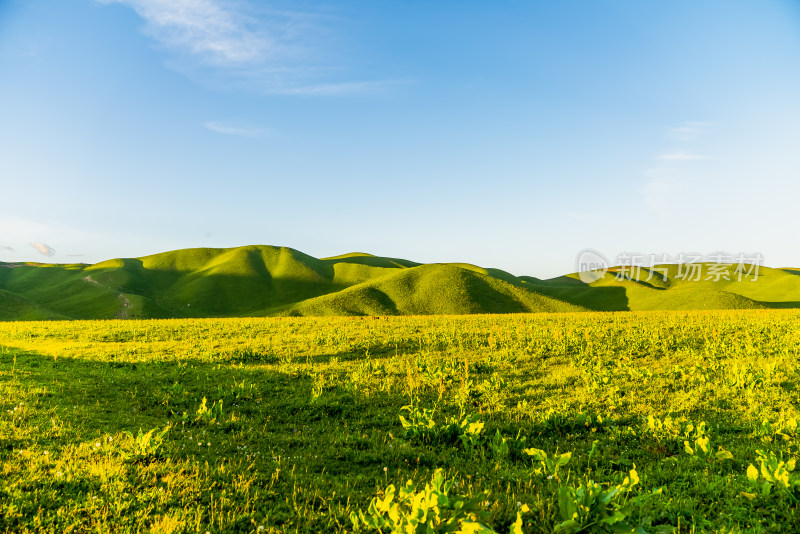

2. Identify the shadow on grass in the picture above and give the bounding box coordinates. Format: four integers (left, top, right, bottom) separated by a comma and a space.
762, 301, 800, 309
0, 345, 395, 442
0, 344, 425, 532
532, 285, 631, 311
304, 339, 422, 363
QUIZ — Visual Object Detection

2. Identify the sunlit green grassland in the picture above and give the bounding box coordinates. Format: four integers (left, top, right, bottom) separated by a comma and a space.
2, 311, 800, 533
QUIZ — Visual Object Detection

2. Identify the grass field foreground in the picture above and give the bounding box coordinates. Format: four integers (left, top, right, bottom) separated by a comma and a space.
2, 311, 800, 532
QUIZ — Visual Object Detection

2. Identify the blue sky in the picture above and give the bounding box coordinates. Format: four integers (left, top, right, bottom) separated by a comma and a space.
1, 0, 799, 277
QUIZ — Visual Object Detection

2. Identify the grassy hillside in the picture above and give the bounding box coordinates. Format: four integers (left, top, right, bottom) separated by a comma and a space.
0, 290, 63, 321
1, 245, 799, 319
289, 264, 585, 316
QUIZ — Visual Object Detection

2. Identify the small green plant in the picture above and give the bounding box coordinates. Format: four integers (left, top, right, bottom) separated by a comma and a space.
643, 414, 681, 442
681, 421, 709, 453
166, 381, 186, 397
454, 378, 475, 414
351, 468, 493, 532
417, 357, 457, 383
682, 422, 734, 461
122, 425, 170, 460
352, 468, 527, 533
310, 371, 328, 402
644, 416, 733, 461
523, 447, 572, 482
193, 396, 224, 424
399, 404, 438, 441
723, 361, 767, 390
488, 430, 509, 459
475, 372, 507, 412
752, 416, 800, 442
554, 467, 664, 533
399, 405, 485, 449
745, 450, 800, 501
450, 413, 485, 449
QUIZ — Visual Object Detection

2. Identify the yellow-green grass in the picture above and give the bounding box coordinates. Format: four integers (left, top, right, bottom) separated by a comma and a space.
2, 311, 800, 532
1, 245, 799, 320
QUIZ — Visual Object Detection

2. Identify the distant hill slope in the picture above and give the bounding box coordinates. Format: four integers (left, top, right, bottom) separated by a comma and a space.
1, 245, 798, 319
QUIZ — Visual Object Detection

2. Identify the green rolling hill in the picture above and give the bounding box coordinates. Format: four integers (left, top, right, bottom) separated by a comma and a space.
0, 245, 798, 319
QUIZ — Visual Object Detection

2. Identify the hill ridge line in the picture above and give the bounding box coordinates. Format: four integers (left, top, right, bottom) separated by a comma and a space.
0, 244, 798, 320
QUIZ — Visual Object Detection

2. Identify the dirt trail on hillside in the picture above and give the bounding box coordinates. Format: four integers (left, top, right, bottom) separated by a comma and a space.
84, 275, 132, 319
114, 294, 132, 319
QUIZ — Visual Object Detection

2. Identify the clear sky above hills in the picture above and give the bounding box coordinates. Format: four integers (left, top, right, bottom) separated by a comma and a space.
1, 0, 799, 277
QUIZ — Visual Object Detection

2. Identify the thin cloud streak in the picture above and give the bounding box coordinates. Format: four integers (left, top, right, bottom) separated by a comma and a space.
29, 242, 56, 257
658, 153, 709, 161
641, 167, 694, 216
641, 121, 711, 216
277, 80, 408, 96
668, 121, 712, 142
204, 121, 265, 136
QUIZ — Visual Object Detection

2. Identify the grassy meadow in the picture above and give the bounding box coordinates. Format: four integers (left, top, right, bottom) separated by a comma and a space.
2, 311, 800, 532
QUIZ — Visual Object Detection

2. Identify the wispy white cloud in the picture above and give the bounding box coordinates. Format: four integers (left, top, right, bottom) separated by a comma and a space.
641, 167, 694, 216
658, 153, 708, 161
641, 121, 713, 216
29, 242, 56, 257
98, 0, 271, 64
278, 79, 409, 96
0, 215, 118, 263
668, 121, 711, 142
98, 0, 390, 95
204, 121, 265, 136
